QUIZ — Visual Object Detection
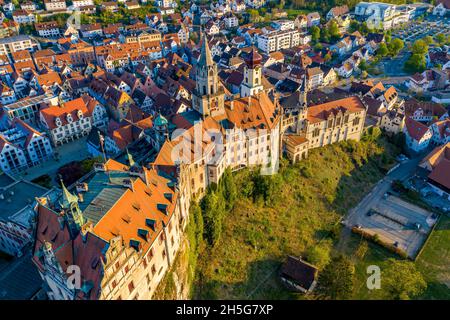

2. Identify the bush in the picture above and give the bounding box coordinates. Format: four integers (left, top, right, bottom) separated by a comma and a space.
351, 227, 408, 259
304, 242, 331, 269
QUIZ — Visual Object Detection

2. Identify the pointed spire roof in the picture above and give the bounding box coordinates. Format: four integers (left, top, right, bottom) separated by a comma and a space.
302, 74, 308, 93
198, 33, 214, 67
126, 148, 135, 167
245, 47, 262, 68
299, 75, 308, 108
60, 179, 78, 209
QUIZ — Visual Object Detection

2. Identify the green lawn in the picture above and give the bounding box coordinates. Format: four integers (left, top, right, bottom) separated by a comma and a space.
193, 135, 400, 299
340, 213, 450, 300
416, 215, 450, 299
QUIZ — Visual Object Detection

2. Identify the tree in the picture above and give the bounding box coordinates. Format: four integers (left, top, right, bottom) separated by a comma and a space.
404, 53, 427, 73
388, 38, 404, 57
317, 255, 355, 299
221, 168, 237, 211
359, 59, 368, 71
328, 19, 340, 41
376, 43, 389, 57
248, 9, 260, 23
305, 242, 331, 269
411, 39, 429, 55
320, 28, 330, 43
310, 25, 320, 43
422, 35, 434, 46
405, 39, 429, 73
349, 20, 360, 33
201, 190, 226, 246
379, 259, 427, 300
436, 33, 446, 46
359, 22, 370, 35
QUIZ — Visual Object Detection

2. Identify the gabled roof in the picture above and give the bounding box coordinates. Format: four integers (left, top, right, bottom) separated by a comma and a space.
428, 159, 450, 191
307, 96, 365, 123
281, 256, 318, 291
405, 117, 430, 141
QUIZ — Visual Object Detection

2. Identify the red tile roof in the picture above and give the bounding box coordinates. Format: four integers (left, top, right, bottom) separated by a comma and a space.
428, 159, 450, 191
405, 117, 430, 141
307, 96, 365, 123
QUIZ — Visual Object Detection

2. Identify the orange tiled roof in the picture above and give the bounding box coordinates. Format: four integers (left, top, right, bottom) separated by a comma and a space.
307, 96, 365, 123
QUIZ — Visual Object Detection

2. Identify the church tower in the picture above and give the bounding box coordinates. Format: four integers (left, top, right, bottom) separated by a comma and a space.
296, 75, 308, 134
240, 47, 264, 98
153, 113, 169, 151
60, 179, 84, 238
192, 33, 225, 117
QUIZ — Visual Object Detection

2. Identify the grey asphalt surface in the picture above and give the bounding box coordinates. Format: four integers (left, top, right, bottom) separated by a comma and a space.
340, 155, 432, 257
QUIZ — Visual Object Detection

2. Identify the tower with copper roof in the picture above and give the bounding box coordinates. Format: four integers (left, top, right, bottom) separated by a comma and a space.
240, 47, 264, 98
192, 33, 225, 117
59, 179, 84, 238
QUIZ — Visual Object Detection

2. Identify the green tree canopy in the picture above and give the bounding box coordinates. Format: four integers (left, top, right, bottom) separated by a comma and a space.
305, 241, 332, 269
377, 43, 389, 57
221, 168, 237, 211
411, 39, 429, 55
404, 53, 427, 73
435, 33, 446, 46
388, 38, 404, 56
310, 25, 320, 43
379, 259, 427, 300
422, 35, 434, 46
317, 255, 355, 299
328, 19, 340, 40
201, 190, 226, 246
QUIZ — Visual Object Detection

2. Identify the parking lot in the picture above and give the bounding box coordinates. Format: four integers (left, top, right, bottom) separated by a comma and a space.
351, 195, 437, 258
392, 17, 450, 44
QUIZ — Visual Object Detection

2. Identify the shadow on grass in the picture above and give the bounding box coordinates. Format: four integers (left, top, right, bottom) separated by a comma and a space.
417, 281, 450, 300
194, 258, 300, 300
434, 217, 450, 231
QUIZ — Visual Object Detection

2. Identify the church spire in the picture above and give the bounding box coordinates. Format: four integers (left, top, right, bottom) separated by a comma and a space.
300, 74, 308, 108
60, 179, 79, 210
126, 148, 135, 167
192, 30, 225, 117
198, 32, 214, 67
59, 178, 84, 238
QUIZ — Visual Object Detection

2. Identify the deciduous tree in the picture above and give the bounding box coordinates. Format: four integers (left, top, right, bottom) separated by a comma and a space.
317, 255, 355, 299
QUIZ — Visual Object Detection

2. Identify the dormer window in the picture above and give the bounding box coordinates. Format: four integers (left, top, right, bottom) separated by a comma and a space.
55, 117, 62, 127
67, 114, 73, 123
78, 110, 83, 119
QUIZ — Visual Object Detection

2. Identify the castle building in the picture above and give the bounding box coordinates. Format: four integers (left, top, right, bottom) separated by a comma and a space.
32, 160, 183, 300
282, 80, 367, 163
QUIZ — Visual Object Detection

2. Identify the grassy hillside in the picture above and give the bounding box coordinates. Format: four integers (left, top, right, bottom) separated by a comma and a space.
193, 132, 401, 299
416, 216, 450, 299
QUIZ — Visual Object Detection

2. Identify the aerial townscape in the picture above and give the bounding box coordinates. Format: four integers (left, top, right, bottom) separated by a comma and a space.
0, 0, 449, 302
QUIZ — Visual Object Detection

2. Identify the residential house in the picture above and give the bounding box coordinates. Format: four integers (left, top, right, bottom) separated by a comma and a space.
403, 117, 432, 152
